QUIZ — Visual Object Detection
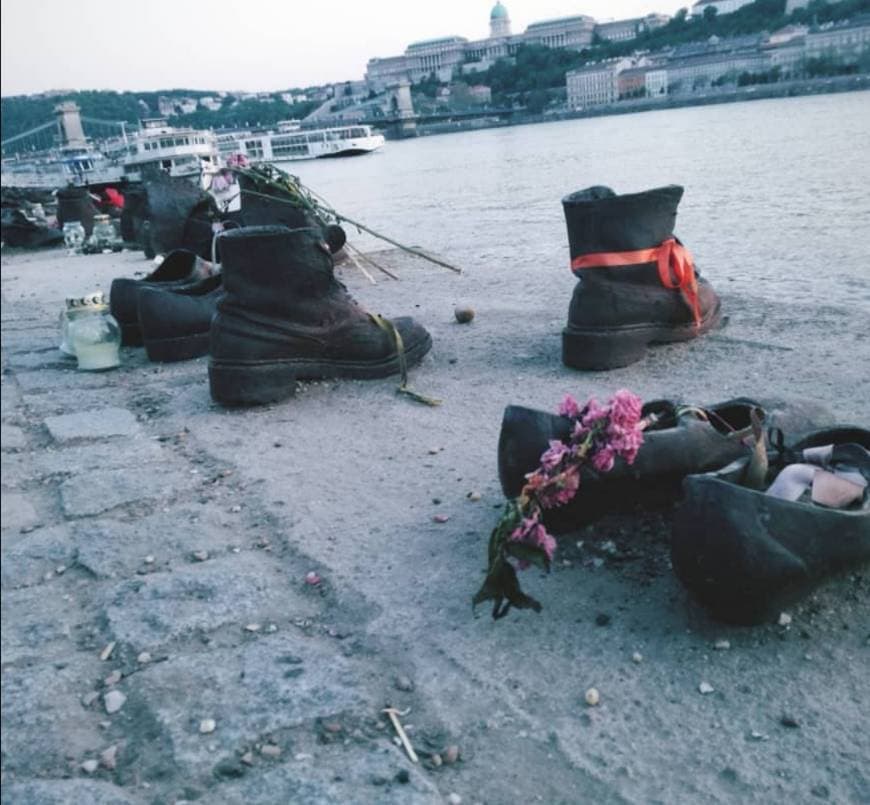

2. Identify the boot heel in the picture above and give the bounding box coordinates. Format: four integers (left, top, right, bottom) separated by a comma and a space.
562, 325, 650, 370
208, 361, 297, 406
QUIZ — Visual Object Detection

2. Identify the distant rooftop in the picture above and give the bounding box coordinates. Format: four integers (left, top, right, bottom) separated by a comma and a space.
407, 36, 468, 51
526, 15, 593, 30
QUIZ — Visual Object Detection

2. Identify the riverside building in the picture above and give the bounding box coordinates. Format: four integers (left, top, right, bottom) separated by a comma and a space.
365, 3, 670, 92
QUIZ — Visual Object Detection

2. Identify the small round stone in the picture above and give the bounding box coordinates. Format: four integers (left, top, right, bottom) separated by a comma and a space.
394, 675, 414, 692
199, 718, 217, 734
699, 681, 715, 695
585, 687, 600, 706
447, 793, 463, 805
137, 651, 152, 665
443, 744, 460, 764
81, 759, 99, 774
454, 305, 475, 324
631, 652, 643, 663
103, 690, 126, 714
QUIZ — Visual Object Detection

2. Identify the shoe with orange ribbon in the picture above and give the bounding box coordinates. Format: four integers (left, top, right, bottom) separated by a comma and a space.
561, 185, 722, 370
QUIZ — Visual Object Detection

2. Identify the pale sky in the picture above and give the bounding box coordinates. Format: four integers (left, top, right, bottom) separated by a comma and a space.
1, 0, 690, 97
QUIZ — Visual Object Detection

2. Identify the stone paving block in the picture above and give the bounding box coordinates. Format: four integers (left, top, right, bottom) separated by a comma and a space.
1, 490, 42, 533
59, 465, 187, 518
1, 583, 84, 664
130, 632, 374, 783
20, 388, 130, 419
73, 508, 245, 580
0, 780, 141, 805
1, 423, 27, 450
1, 524, 75, 590
4, 349, 72, 371
44, 407, 140, 443
1, 656, 105, 775
28, 439, 163, 478
101, 553, 319, 648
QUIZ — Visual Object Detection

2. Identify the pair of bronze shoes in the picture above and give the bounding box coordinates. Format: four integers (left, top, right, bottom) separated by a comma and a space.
498, 398, 870, 624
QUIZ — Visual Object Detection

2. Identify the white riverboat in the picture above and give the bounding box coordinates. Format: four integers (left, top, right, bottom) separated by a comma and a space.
1, 104, 219, 189
216, 121, 384, 166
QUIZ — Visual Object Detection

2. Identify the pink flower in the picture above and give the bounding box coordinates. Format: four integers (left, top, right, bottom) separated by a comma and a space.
609, 389, 643, 430
581, 398, 609, 428
509, 515, 556, 563
558, 394, 581, 419
591, 445, 616, 473
537, 465, 581, 508
539, 440, 569, 471
607, 423, 644, 464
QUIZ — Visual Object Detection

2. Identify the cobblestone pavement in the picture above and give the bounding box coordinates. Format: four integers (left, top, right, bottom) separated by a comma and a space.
2, 247, 869, 805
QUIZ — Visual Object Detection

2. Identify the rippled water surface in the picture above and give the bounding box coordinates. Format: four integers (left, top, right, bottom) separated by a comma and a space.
292, 91, 870, 308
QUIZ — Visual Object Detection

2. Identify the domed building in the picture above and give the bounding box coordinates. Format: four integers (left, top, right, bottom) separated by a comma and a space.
490, 2, 511, 38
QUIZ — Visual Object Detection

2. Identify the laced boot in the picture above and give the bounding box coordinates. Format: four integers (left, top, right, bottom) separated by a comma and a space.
561, 185, 721, 370
56, 187, 97, 237
208, 225, 432, 406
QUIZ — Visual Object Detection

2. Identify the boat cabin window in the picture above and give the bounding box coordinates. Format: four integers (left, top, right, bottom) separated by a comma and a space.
244, 140, 264, 159
350, 127, 366, 138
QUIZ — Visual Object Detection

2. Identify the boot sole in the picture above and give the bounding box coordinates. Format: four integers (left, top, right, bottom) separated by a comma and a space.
562, 303, 722, 370
208, 332, 432, 406
144, 331, 210, 363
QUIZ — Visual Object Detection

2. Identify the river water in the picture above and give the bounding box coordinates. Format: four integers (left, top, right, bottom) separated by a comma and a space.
292, 90, 870, 310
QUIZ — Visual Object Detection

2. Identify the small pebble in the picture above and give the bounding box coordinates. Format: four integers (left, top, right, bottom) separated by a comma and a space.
99, 642, 116, 661
305, 571, 321, 585
714, 640, 731, 651
143, 555, 155, 565
631, 652, 643, 664
433, 514, 449, 523
81, 759, 99, 774
780, 714, 800, 728
137, 652, 152, 665
104, 670, 122, 687
260, 743, 282, 758
192, 550, 208, 562
699, 681, 715, 695
244, 623, 261, 632
585, 687, 600, 706
447, 793, 463, 805
428, 447, 441, 455
467, 491, 481, 502
430, 753, 443, 767
55, 565, 66, 575
443, 744, 460, 764
454, 305, 475, 324
240, 751, 255, 766
104, 690, 126, 714
778, 612, 792, 626
82, 691, 100, 707
230, 505, 242, 513
199, 719, 217, 734
395, 675, 414, 692
749, 730, 768, 741
100, 744, 118, 770
294, 752, 313, 761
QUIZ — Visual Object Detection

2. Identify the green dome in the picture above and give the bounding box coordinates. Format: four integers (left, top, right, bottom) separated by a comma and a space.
490, 2, 508, 20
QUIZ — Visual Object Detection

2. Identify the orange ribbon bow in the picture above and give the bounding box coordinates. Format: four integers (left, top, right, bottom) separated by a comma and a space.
570, 237, 701, 327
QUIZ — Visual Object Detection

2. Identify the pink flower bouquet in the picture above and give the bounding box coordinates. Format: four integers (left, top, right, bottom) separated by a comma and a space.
473, 390, 648, 619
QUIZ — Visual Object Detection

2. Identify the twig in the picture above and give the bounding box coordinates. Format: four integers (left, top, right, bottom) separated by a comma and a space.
346, 241, 399, 281
345, 245, 377, 284
383, 707, 418, 763
336, 214, 462, 274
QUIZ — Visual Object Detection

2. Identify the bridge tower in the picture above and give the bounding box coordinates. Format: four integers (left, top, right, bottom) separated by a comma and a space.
386, 80, 417, 139
54, 102, 87, 147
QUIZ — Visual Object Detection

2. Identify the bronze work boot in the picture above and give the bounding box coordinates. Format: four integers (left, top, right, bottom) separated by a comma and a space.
561, 185, 721, 370
208, 226, 432, 406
